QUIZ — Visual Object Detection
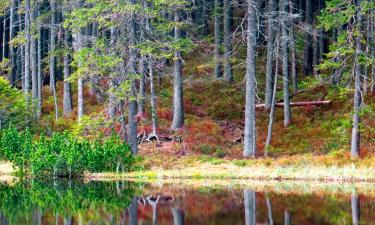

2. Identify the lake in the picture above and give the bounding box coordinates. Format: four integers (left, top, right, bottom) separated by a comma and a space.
0, 179, 374, 225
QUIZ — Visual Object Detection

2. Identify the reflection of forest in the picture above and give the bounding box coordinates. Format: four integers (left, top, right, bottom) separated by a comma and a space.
0, 181, 372, 225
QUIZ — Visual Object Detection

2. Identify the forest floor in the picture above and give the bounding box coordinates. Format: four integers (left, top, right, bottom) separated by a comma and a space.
33, 45, 375, 181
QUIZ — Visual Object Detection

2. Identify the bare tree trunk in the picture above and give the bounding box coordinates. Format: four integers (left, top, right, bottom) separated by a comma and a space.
289, 0, 297, 92
363, 13, 371, 95
149, 57, 158, 137
72, 1, 84, 123
31, 5, 38, 111
214, 0, 223, 78
50, 0, 58, 121
37, 21, 42, 119
171, 10, 185, 130
3, 11, 9, 61
24, 0, 31, 104
351, 1, 363, 157
244, 190, 256, 225
63, 27, 73, 116
281, 0, 291, 127
303, 0, 313, 76
9, 0, 17, 85
265, 37, 279, 155
243, 0, 258, 158
223, 0, 233, 82
264, 0, 275, 110
128, 0, 138, 154
108, 27, 117, 119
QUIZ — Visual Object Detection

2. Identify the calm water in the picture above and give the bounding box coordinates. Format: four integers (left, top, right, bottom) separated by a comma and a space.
0, 179, 374, 225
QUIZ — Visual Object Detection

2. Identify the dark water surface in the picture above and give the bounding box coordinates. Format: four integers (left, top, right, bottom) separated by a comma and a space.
0, 179, 374, 225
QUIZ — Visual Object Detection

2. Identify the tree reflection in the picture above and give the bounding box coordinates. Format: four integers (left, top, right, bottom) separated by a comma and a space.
351, 189, 360, 225
244, 190, 256, 225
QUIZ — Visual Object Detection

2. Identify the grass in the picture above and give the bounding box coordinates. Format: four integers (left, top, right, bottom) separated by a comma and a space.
89, 153, 375, 182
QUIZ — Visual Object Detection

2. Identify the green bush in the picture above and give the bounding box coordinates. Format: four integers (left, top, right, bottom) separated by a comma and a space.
0, 77, 31, 129
0, 125, 135, 177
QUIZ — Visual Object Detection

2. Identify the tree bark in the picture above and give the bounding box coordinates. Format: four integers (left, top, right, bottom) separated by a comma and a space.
243, 0, 258, 158
264, 0, 275, 110
214, 0, 223, 78
63, 27, 73, 116
281, 0, 291, 127
31, 5, 38, 111
149, 57, 158, 137
223, 0, 233, 82
265, 37, 279, 155
9, 0, 17, 85
351, 1, 363, 157
37, 21, 42, 119
289, 0, 297, 92
24, 0, 31, 104
171, 10, 185, 130
50, 0, 58, 121
128, 0, 138, 154
303, 0, 313, 76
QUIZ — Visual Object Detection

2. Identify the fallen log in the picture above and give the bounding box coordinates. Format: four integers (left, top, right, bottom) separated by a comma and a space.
256, 100, 331, 109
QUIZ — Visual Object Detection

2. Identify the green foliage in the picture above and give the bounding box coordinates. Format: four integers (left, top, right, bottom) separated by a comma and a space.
0, 179, 138, 221
0, 77, 31, 129
0, 125, 136, 177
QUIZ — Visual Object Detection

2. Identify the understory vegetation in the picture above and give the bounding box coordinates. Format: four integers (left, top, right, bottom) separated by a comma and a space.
0, 125, 136, 177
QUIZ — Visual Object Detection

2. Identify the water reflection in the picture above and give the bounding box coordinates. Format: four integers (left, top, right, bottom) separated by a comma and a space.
0, 179, 372, 225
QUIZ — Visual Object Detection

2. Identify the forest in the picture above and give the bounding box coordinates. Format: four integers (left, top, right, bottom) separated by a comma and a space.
0, 0, 374, 179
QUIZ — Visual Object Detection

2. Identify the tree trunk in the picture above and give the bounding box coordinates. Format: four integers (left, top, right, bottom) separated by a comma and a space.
2, 11, 9, 61
264, 0, 275, 110
171, 10, 185, 130
351, 1, 363, 157
214, 0, 223, 78
24, 0, 31, 104
50, 0, 58, 121
108, 26, 117, 119
31, 6, 38, 111
128, 0, 138, 154
289, 0, 297, 92
149, 57, 158, 136
281, 0, 291, 127
9, 0, 17, 85
265, 37, 279, 155
72, 1, 84, 123
372, 8, 375, 94
63, 27, 73, 116
243, 0, 258, 158
303, 0, 313, 76
244, 190, 256, 225
223, 0, 233, 82
37, 21, 42, 119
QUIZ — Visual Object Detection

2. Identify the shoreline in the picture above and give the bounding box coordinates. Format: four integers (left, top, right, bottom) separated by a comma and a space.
89, 163, 375, 183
